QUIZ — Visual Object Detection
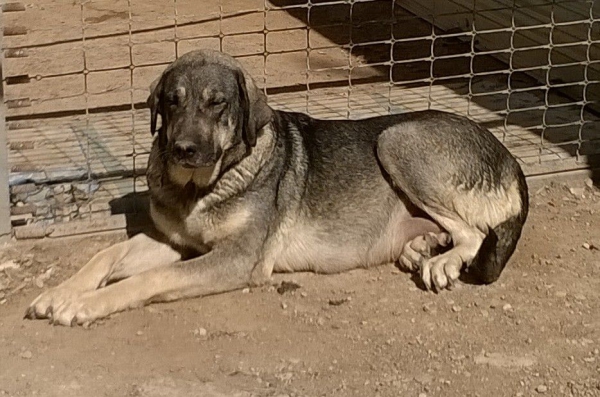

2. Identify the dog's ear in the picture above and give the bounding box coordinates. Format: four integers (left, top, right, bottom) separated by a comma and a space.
236, 69, 272, 147
147, 75, 163, 136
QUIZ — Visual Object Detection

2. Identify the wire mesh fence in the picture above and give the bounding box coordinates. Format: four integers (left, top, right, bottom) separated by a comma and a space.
1, 0, 599, 237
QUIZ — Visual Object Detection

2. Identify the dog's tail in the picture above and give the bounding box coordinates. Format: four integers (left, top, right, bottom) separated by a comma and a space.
468, 170, 529, 284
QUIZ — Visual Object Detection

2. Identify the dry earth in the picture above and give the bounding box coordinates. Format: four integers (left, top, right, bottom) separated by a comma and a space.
0, 181, 599, 397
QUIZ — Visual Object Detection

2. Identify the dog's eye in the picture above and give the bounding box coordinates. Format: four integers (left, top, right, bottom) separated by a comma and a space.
210, 98, 226, 108
167, 95, 179, 107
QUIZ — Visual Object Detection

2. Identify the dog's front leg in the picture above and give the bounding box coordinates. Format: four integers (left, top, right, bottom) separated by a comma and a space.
25, 233, 182, 321
46, 247, 257, 326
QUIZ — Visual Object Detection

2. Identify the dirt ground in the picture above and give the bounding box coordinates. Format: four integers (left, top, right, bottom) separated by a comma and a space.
0, 181, 599, 397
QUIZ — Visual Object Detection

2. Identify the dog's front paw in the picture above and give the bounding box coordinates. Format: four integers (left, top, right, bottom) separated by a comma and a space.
420, 251, 463, 291
25, 286, 112, 326
47, 291, 113, 326
25, 283, 86, 322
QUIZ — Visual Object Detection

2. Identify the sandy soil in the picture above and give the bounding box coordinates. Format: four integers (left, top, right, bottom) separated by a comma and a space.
0, 181, 599, 397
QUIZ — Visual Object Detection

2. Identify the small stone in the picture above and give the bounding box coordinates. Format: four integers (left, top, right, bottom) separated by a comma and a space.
569, 187, 584, 198
414, 374, 433, 385
418, 393, 427, 397
502, 304, 513, 311
451, 305, 461, 313
276, 281, 301, 295
536, 384, 547, 393
474, 352, 536, 368
300, 292, 308, 298
242, 288, 250, 294
136, 330, 143, 336
34, 278, 44, 289
555, 291, 567, 298
20, 350, 32, 359
281, 302, 288, 310
574, 294, 586, 301
582, 242, 591, 250
0, 260, 19, 272
585, 178, 593, 189
196, 328, 207, 337
329, 297, 351, 306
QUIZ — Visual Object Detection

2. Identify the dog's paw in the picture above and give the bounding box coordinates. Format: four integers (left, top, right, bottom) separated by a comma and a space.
25, 283, 85, 322
399, 232, 451, 272
420, 251, 463, 291
25, 285, 112, 326
47, 291, 112, 326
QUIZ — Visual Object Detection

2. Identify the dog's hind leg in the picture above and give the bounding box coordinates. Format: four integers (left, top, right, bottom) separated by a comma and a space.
416, 212, 486, 290
25, 233, 182, 320
376, 114, 528, 290
398, 231, 451, 273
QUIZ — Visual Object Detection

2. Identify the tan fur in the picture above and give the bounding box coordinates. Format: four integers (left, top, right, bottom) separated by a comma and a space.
453, 180, 522, 232
414, 179, 523, 290
167, 163, 219, 188
167, 164, 194, 187
26, 234, 182, 325
176, 86, 186, 100
192, 164, 219, 187
149, 202, 196, 250
201, 87, 213, 101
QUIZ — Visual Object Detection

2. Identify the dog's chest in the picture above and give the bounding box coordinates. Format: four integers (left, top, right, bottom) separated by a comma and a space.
185, 195, 252, 246
151, 195, 249, 251
181, 204, 214, 242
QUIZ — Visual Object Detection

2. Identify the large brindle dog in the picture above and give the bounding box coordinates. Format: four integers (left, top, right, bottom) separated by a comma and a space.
26, 50, 528, 326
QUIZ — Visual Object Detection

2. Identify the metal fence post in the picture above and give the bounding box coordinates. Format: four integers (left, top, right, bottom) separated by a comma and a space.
0, 8, 12, 241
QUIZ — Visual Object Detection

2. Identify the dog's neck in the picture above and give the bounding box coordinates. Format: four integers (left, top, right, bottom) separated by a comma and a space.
189, 123, 276, 211
148, 123, 276, 213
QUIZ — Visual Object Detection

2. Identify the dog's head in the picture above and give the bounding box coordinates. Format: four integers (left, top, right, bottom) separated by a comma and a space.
147, 50, 272, 186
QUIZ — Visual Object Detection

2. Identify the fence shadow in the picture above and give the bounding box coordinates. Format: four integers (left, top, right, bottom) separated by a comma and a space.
269, 0, 600, 187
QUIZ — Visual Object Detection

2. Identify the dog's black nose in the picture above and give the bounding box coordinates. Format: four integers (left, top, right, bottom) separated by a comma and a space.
173, 140, 198, 160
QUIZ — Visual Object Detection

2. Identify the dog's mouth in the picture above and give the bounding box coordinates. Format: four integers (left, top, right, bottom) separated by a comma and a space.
176, 159, 216, 169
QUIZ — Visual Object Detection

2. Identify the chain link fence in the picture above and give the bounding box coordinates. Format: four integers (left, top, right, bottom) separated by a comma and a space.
1, 0, 599, 238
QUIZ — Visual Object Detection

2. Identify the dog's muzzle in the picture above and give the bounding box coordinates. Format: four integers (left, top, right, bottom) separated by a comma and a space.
172, 140, 219, 168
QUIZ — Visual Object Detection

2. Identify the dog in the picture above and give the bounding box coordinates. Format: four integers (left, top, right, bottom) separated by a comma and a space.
25, 49, 528, 326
